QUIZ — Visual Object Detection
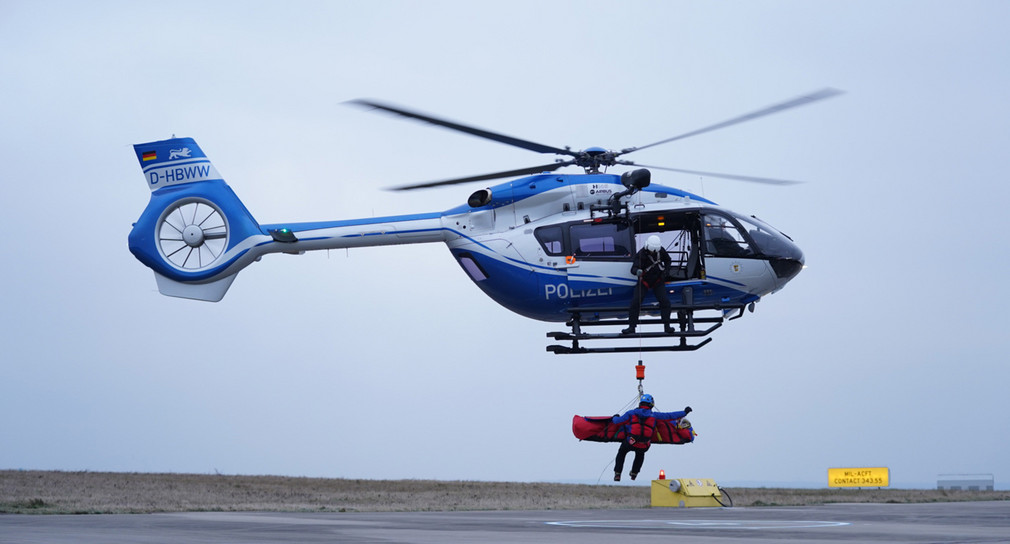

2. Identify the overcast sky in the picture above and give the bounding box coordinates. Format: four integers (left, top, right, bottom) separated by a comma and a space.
2, 1, 1008, 488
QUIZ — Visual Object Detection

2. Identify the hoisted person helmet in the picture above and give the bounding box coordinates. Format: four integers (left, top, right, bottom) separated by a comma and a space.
646, 235, 662, 252
640, 394, 655, 407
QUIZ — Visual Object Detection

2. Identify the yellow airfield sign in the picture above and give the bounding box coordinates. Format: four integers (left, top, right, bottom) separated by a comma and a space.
828, 467, 890, 487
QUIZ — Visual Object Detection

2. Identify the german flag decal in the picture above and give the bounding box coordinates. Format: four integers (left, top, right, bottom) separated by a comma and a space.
142, 151, 157, 161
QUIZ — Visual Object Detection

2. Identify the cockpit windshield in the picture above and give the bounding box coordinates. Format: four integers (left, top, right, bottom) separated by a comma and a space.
702, 211, 804, 280
730, 212, 803, 262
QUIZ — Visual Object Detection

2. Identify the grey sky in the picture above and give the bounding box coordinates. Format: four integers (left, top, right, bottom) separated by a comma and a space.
1, 1, 1008, 488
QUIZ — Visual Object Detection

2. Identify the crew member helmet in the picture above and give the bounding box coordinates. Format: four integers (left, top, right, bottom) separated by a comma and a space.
640, 393, 655, 407
646, 235, 662, 252
677, 418, 692, 429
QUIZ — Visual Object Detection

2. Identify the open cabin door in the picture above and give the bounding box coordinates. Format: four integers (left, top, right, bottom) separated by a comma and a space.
630, 211, 704, 281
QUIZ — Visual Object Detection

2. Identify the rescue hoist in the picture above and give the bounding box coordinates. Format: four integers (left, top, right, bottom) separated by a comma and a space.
636, 360, 646, 399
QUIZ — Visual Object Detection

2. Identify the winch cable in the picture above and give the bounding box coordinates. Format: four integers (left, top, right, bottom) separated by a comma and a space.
594, 458, 617, 485
593, 392, 638, 486
616, 393, 641, 414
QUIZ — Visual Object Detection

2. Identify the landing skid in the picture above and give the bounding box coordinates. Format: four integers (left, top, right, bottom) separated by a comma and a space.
546, 305, 746, 355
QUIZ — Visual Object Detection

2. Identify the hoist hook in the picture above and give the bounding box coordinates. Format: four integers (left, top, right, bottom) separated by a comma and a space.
636, 360, 645, 397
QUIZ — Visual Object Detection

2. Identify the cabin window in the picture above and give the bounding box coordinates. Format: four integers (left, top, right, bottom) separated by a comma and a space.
569, 221, 632, 259
458, 253, 488, 281
534, 225, 564, 255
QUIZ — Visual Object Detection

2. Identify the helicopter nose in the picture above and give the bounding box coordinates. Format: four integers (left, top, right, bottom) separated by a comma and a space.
761, 233, 803, 282
770, 257, 804, 281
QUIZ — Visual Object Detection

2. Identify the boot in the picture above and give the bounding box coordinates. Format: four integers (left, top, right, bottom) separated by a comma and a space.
614, 472, 621, 482
663, 313, 676, 334
621, 326, 636, 335
630, 472, 638, 481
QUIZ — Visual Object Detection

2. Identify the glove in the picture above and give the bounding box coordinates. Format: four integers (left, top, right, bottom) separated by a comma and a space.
684, 406, 692, 414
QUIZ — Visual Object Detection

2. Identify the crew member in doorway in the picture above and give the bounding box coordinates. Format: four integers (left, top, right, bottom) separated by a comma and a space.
612, 394, 691, 481
623, 235, 675, 334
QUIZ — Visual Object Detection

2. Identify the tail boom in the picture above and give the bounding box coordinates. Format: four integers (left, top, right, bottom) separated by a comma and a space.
129, 137, 450, 302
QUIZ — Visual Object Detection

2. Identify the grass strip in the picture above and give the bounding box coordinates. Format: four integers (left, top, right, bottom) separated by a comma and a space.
2, 470, 1007, 514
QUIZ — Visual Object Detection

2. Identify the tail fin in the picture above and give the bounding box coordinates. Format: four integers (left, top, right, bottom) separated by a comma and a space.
134, 137, 224, 190
128, 137, 268, 302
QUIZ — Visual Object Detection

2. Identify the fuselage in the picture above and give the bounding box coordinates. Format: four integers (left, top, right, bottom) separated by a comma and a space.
128, 138, 803, 311
257, 173, 804, 322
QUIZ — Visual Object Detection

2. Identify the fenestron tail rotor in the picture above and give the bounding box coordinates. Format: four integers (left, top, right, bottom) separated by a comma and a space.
157, 199, 229, 270
349, 88, 842, 189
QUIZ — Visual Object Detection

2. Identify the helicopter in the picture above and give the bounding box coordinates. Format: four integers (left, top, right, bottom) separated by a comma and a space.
128, 89, 839, 354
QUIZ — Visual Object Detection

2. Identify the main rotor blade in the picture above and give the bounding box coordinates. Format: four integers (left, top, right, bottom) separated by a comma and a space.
623, 163, 804, 185
349, 99, 575, 156
390, 161, 573, 191
626, 88, 844, 154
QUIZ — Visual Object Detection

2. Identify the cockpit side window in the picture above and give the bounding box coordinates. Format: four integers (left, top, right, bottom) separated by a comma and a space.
569, 221, 632, 259
703, 213, 754, 257
534, 225, 565, 256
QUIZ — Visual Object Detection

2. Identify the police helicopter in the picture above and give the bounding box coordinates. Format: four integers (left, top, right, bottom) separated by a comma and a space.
128, 89, 839, 354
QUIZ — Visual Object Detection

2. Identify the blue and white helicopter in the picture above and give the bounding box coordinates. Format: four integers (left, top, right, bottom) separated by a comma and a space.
128, 90, 838, 354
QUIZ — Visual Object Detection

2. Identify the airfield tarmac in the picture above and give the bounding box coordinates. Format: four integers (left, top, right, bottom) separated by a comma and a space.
2, 500, 1009, 543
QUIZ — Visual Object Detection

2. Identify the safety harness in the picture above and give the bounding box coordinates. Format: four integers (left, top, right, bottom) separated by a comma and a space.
627, 411, 657, 449
639, 249, 667, 288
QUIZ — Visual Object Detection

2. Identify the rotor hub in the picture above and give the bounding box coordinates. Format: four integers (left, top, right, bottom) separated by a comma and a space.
574, 147, 618, 173
182, 224, 205, 247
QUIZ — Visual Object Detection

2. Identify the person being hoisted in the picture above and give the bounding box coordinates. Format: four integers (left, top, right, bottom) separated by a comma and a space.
623, 234, 675, 335
612, 394, 691, 481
